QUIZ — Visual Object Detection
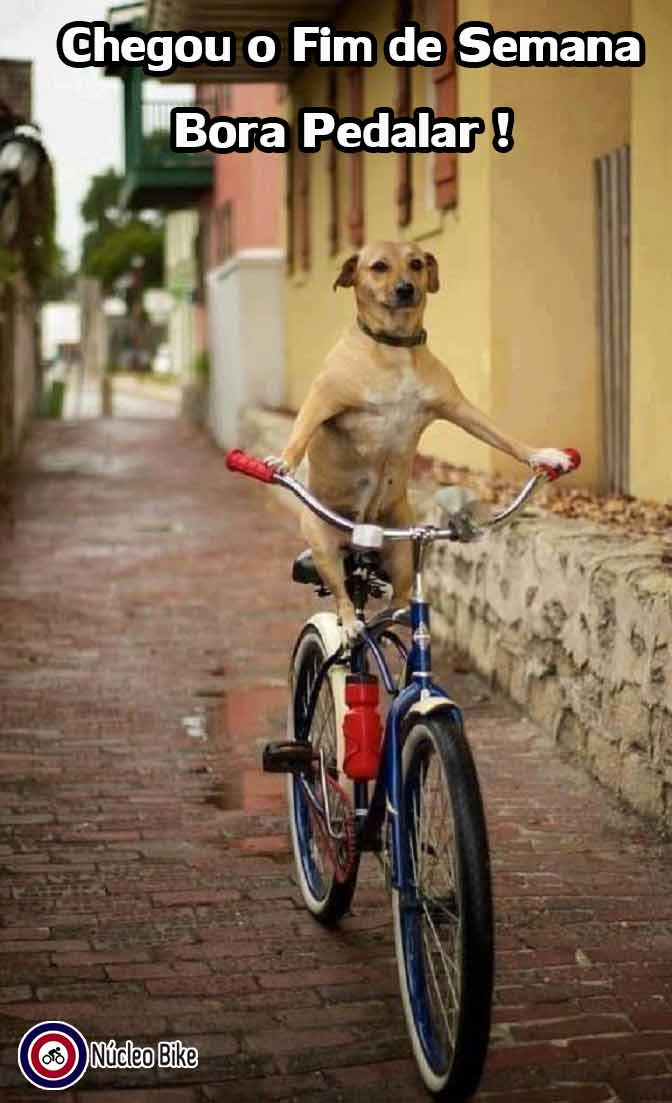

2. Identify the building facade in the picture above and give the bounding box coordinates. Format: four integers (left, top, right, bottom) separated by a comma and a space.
146, 0, 669, 504
107, 3, 284, 442
282, 0, 629, 495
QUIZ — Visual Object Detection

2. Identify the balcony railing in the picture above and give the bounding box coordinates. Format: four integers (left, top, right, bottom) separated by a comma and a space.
120, 68, 214, 209
139, 99, 213, 168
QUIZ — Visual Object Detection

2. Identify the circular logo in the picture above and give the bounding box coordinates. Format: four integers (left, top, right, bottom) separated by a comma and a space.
18, 1021, 88, 1091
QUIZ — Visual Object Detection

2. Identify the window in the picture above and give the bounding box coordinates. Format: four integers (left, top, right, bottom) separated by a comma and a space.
286, 124, 295, 275
297, 146, 311, 270
288, 102, 311, 274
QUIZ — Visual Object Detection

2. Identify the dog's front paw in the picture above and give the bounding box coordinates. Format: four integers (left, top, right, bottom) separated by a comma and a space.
338, 610, 365, 649
528, 448, 573, 475
264, 455, 290, 475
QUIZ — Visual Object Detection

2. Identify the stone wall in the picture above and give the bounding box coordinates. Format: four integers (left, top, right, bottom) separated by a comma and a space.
422, 511, 671, 827
238, 406, 672, 828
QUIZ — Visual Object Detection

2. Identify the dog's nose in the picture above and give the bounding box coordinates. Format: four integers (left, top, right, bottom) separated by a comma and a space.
395, 281, 415, 301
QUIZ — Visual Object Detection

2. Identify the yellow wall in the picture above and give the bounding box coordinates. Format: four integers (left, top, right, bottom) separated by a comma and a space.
285, 0, 495, 473
630, 0, 672, 502
283, 0, 633, 489
488, 0, 630, 487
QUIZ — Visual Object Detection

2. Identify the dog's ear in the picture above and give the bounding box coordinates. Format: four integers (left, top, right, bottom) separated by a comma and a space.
333, 253, 359, 291
424, 252, 439, 293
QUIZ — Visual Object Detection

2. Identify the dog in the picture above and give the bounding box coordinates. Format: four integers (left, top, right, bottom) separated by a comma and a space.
270, 240, 572, 643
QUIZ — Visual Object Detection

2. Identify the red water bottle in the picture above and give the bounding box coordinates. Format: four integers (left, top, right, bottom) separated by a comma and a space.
343, 674, 382, 780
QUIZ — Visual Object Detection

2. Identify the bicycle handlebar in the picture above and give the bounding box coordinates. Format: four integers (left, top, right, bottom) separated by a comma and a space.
226, 447, 581, 544
226, 449, 277, 483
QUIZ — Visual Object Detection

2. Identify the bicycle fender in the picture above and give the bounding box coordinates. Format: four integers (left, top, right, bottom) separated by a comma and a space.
402, 695, 460, 734
305, 612, 348, 771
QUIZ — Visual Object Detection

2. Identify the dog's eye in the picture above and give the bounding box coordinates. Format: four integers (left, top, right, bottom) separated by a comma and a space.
409, 258, 424, 271
370, 260, 388, 273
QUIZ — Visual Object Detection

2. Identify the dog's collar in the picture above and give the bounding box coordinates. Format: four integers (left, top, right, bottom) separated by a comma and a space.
357, 317, 427, 348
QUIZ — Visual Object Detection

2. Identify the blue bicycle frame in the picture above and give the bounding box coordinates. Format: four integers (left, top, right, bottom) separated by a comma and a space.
297, 537, 465, 895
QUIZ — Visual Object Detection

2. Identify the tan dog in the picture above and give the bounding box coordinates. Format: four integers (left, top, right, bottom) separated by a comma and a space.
271, 240, 571, 642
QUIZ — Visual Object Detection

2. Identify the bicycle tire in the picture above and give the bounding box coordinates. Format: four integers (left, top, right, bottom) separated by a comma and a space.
287, 625, 359, 925
392, 713, 494, 1099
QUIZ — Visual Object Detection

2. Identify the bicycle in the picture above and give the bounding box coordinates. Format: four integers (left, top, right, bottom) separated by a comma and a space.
42, 1048, 65, 1066
226, 445, 580, 1100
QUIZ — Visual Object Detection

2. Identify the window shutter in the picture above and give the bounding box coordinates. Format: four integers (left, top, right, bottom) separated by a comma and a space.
286, 134, 295, 275
396, 0, 413, 227
347, 68, 364, 247
326, 71, 339, 255
297, 148, 311, 270
432, 0, 458, 209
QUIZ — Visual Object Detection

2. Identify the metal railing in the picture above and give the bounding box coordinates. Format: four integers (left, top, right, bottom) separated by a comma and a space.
140, 99, 215, 164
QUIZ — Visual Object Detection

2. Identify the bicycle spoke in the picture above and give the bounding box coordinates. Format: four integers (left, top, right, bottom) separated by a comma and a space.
423, 901, 461, 1010
408, 738, 465, 1067
297, 651, 342, 887
422, 925, 457, 1049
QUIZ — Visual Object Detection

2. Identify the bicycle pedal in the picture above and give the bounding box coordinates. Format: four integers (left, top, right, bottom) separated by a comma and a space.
262, 741, 316, 775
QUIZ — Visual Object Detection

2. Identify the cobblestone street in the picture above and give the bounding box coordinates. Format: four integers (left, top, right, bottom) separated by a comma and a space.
2, 418, 672, 1103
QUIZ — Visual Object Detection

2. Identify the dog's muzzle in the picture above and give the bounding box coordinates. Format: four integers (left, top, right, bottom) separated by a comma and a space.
393, 280, 418, 307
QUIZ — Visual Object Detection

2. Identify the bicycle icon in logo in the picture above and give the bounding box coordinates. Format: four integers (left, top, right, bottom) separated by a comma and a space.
18, 1020, 89, 1090
41, 1046, 66, 1066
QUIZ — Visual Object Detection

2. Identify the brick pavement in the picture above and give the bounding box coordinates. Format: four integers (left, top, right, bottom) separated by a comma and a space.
1, 418, 671, 1103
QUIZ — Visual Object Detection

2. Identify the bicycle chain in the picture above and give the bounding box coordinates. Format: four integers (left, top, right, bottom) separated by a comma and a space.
308, 775, 358, 883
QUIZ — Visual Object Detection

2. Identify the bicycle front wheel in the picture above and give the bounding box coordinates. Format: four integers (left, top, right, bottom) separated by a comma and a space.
392, 714, 494, 1100
287, 624, 359, 925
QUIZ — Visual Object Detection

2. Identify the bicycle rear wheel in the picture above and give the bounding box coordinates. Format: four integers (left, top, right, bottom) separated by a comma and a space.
287, 624, 358, 925
392, 714, 494, 1099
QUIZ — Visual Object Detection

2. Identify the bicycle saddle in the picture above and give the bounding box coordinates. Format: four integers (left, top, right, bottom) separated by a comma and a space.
292, 549, 391, 598
292, 549, 322, 587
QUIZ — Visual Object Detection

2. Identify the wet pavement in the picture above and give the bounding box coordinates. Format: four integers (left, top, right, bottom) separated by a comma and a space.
1, 418, 672, 1102
63, 373, 179, 420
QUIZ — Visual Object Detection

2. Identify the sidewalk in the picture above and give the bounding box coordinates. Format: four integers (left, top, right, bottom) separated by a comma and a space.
1, 418, 671, 1103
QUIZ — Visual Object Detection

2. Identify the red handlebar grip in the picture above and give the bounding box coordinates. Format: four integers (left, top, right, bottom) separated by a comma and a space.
226, 449, 277, 484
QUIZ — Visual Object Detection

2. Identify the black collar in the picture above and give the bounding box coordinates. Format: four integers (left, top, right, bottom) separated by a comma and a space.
357, 317, 427, 348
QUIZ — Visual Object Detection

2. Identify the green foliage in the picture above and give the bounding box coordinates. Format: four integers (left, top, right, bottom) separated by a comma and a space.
80, 167, 164, 291
0, 246, 18, 286
6, 155, 58, 300
192, 349, 210, 381
84, 220, 163, 291
42, 243, 76, 301
143, 129, 171, 164
80, 167, 121, 231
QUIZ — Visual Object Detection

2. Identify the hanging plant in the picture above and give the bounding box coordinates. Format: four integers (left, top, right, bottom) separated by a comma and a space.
0, 244, 18, 286
1, 152, 56, 299
15, 155, 56, 299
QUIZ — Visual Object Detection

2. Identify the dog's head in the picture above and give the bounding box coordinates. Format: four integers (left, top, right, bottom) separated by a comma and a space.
333, 240, 439, 335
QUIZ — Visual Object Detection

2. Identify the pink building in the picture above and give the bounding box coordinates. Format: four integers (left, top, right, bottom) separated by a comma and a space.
207, 84, 282, 260
201, 84, 285, 447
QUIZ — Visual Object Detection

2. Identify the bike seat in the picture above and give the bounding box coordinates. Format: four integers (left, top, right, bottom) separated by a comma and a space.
292, 549, 323, 587
292, 548, 391, 595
